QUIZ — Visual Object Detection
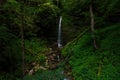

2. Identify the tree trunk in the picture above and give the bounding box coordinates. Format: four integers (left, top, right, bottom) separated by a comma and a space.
89, 1, 98, 49
20, 4, 25, 80
90, 1, 101, 77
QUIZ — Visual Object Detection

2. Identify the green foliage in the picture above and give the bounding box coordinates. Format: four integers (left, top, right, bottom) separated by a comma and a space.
35, 3, 60, 41
25, 38, 48, 64
0, 26, 22, 79
24, 68, 65, 80
62, 24, 120, 80
0, 0, 120, 79
0, 73, 15, 80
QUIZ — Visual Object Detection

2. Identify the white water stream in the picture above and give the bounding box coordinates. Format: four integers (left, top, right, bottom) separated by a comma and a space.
57, 16, 62, 48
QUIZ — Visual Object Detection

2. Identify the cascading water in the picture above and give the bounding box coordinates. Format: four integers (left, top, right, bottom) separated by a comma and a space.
57, 16, 62, 48
57, 16, 70, 80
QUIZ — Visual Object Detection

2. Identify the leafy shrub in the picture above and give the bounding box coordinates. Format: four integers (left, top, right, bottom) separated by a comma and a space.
62, 24, 120, 80
25, 38, 48, 65
24, 68, 65, 80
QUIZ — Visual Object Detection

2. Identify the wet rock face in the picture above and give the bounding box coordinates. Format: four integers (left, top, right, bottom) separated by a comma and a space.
45, 47, 62, 69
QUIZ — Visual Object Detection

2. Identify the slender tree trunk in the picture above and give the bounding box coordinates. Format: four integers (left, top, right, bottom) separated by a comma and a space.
21, 23, 25, 80
89, 1, 98, 49
90, 1, 102, 77
97, 60, 102, 76
57, 0, 59, 7
20, 3, 25, 80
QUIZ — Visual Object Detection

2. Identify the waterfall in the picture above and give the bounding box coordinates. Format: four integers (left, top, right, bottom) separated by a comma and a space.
57, 16, 62, 48
57, 16, 70, 80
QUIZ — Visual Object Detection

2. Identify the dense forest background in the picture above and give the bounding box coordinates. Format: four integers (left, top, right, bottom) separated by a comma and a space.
0, 0, 120, 80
